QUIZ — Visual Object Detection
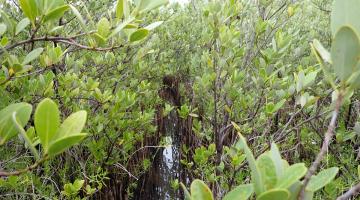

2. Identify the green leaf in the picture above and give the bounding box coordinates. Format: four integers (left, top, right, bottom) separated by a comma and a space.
53, 111, 87, 140
223, 184, 253, 200
257, 189, 289, 200
12, 112, 40, 160
145, 21, 163, 30
237, 133, 265, 195
312, 39, 331, 64
0, 23, 7, 36
108, 16, 135, 39
116, 0, 124, 19
288, 181, 302, 200
43, 5, 69, 23
15, 18, 30, 35
190, 180, 213, 200
275, 163, 307, 189
48, 133, 87, 156
180, 183, 192, 200
73, 179, 84, 191
22, 48, 44, 65
136, 0, 169, 14
34, 98, 60, 153
257, 153, 277, 190
19, 0, 38, 24
97, 18, 110, 37
270, 143, 284, 178
306, 167, 339, 192
331, 26, 360, 81
0, 103, 32, 145
130, 28, 149, 42
331, 0, 360, 37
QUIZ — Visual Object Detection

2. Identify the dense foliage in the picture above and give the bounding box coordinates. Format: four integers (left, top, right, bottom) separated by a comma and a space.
1, 0, 360, 199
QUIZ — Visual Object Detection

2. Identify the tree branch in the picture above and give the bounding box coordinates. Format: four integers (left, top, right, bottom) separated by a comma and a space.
298, 93, 344, 199
337, 182, 360, 200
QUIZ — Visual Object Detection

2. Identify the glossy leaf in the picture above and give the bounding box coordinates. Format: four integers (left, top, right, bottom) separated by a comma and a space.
306, 167, 339, 192
190, 179, 213, 200
275, 163, 307, 189
331, 26, 360, 81
257, 189, 289, 200
130, 28, 149, 42
34, 98, 60, 153
0, 103, 32, 145
22, 48, 44, 65
223, 184, 253, 200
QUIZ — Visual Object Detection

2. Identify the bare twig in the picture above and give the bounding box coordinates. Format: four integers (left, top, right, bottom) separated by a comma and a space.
337, 182, 360, 200
0, 156, 48, 177
298, 93, 344, 200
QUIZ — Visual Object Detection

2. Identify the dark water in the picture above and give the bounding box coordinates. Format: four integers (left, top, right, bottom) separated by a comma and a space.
135, 111, 181, 199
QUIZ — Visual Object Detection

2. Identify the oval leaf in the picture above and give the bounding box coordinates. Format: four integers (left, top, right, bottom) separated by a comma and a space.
257, 153, 277, 190
44, 5, 69, 23
306, 167, 339, 192
331, 26, 360, 81
130, 28, 149, 42
54, 111, 87, 140
48, 133, 87, 156
15, 18, 30, 35
0, 103, 32, 145
257, 189, 289, 200
97, 17, 111, 37
275, 163, 307, 189
22, 48, 44, 65
331, 0, 360, 37
223, 184, 253, 200
34, 98, 60, 153
19, 0, 38, 24
190, 179, 213, 200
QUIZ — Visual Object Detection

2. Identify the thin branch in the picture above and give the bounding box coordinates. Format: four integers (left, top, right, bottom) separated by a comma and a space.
0, 35, 123, 55
0, 156, 48, 177
337, 182, 360, 200
298, 93, 344, 200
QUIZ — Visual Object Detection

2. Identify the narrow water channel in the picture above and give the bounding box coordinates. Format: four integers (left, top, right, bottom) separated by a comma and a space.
135, 110, 181, 199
